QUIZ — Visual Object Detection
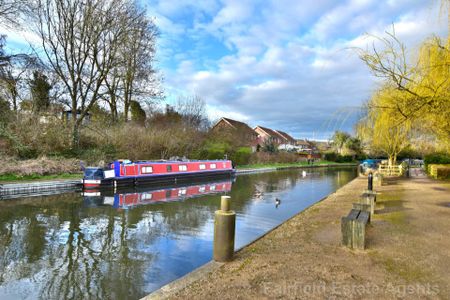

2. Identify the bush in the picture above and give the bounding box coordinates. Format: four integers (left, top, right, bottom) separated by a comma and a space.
230, 147, 252, 165
324, 152, 353, 163
436, 167, 450, 180
428, 164, 450, 178
0, 156, 81, 176
324, 152, 337, 161
424, 153, 450, 167
248, 152, 299, 165
199, 141, 231, 160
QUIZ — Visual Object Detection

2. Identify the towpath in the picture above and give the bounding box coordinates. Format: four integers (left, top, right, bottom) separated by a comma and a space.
156, 176, 450, 299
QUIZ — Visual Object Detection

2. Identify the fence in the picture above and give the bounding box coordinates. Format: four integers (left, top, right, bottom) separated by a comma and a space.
378, 164, 403, 177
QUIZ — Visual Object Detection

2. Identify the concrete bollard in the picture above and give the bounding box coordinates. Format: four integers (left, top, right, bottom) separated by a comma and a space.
213, 196, 236, 262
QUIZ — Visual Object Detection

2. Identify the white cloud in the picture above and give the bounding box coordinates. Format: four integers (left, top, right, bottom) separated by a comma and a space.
5, 0, 446, 139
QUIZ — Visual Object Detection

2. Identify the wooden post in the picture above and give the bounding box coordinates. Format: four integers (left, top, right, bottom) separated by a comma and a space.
352, 203, 371, 223
360, 192, 376, 217
353, 211, 369, 250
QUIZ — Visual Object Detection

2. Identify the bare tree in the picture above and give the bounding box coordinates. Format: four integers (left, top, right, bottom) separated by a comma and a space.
176, 94, 210, 131
103, 2, 160, 123
31, 0, 132, 146
0, 35, 36, 112
0, 0, 29, 28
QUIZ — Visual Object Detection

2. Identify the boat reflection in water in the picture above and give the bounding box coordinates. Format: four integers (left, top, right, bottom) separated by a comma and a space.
82, 178, 233, 209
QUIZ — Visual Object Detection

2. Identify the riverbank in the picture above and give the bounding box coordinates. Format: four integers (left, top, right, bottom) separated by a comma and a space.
237, 160, 356, 170
148, 176, 450, 299
0, 161, 356, 183
236, 162, 357, 175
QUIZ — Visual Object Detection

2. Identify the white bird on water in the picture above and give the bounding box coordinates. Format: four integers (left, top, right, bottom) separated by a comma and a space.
302, 170, 307, 177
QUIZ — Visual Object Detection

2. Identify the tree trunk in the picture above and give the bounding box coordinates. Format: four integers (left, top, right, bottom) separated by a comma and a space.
72, 120, 79, 149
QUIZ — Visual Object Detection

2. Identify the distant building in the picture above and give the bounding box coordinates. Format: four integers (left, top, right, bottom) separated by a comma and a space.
296, 139, 311, 151
254, 126, 287, 145
211, 117, 259, 149
61, 110, 91, 125
275, 130, 296, 145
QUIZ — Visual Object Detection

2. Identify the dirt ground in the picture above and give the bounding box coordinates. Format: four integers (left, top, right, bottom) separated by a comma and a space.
168, 175, 450, 299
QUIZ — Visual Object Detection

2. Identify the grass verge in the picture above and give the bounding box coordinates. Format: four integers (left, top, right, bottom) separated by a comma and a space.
236, 160, 357, 169
0, 173, 82, 183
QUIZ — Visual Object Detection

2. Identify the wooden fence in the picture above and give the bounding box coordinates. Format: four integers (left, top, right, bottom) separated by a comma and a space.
378, 164, 404, 177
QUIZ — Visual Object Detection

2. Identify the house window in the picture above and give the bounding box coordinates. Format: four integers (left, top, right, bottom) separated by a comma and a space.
199, 164, 206, 170
179, 165, 187, 171
141, 166, 153, 174
210, 163, 216, 169
167, 165, 172, 172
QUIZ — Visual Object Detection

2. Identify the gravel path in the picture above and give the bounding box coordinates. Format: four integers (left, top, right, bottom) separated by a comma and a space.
158, 176, 450, 299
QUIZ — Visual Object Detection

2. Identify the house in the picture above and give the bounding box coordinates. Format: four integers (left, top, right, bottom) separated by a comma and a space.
254, 126, 288, 145
211, 117, 259, 149
275, 130, 296, 145
296, 139, 311, 151
61, 110, 91, 125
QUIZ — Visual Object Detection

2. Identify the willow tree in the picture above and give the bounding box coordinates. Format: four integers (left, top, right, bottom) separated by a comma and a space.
358, 28, 450, 153
358, 87, 412, 166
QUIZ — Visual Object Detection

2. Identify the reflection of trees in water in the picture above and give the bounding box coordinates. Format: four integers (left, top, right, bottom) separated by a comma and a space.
0, 195, 159, 299
0, 167, 357, 299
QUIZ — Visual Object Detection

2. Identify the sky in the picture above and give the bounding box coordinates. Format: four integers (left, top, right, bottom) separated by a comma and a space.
145, 0, 447, 139
3, 0, 448, 140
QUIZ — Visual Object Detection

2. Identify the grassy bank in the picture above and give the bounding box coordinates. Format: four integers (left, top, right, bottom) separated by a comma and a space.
236, 160, 357, 169
0, 173, 82, 183
0, 159, 358, 183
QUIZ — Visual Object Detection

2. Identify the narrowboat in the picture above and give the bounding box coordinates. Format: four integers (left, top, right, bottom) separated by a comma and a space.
83, 159, 235, 188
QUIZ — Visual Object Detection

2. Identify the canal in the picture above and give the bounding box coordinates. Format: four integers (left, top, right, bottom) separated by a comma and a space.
0, 167, 357, 299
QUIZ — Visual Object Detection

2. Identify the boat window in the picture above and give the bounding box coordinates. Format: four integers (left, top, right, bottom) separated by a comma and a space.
179, 165, 187, 171
167, 165, 172, 172
210, 185, 216, 191
199, 186, 206, 192
141, 193, 153, 200
199, 164, 206, 170
178, 188, 187, 196
84, 168, 104, 180
141, 166, 153, 174
210, 163, 216, 169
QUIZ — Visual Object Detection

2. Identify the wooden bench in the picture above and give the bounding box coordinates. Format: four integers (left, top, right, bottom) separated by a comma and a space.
341, 209, 370, 250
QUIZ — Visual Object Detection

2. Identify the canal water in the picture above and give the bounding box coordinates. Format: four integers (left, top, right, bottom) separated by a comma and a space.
0, 167, 356, 299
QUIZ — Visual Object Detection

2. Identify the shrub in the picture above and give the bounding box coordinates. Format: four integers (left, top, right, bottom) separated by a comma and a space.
0, 156, 81, 176
230, 147, 252, 165
428, 164, 450, 178
324, 152, 353, 163
424, 153, 450, 169
436, 167, 450, 180
248, 152, 299, 165
324, 152, 337, 161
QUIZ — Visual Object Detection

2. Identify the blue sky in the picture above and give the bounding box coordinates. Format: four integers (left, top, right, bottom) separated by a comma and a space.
3, 0, 447, 140
145, 0, 446, 139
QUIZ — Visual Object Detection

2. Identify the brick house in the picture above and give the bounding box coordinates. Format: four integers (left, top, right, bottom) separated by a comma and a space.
211, 117, 259, 149
254, 126, 288, 145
